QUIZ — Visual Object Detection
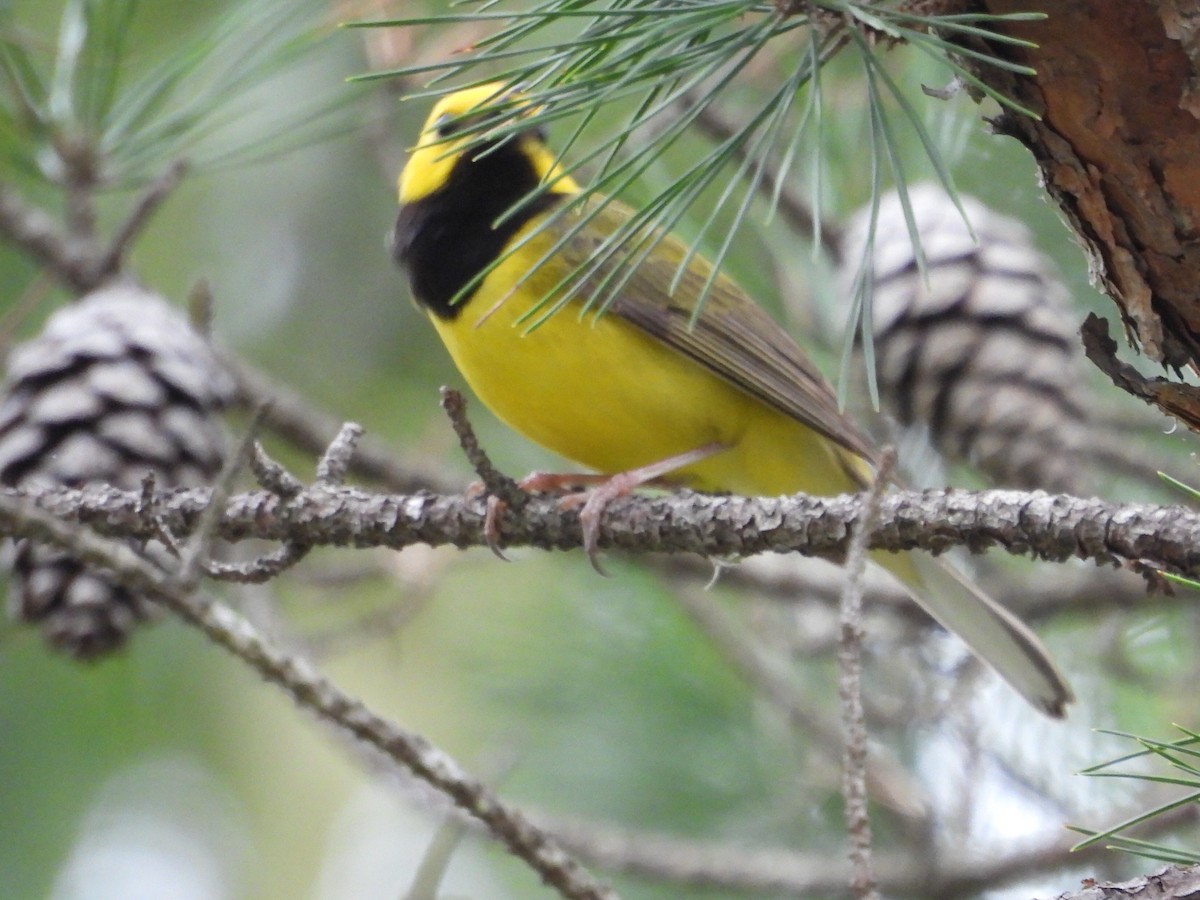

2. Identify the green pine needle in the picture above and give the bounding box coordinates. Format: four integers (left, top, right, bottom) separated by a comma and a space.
1073, 726, 1200, 864
360, 0, 1043, 388
0, 0, 358, 190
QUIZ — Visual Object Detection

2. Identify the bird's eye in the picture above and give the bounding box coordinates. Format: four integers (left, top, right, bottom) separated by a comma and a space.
433, 113, 461, 138
434, 109, 504, 139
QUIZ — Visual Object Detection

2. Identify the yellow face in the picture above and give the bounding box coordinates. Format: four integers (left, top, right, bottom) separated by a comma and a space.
397, 82, 579, 204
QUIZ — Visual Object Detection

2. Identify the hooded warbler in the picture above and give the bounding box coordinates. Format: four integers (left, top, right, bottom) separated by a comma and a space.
392, 83, 1072, 718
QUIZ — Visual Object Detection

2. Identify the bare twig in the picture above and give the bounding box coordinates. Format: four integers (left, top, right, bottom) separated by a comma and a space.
838, 449, 895, 900
56, 132, 99, 242
316, 422, 365, 486
135, 471, 184, 559
210, 422, 365, 583
534, 804, 1188, 897
536, 807, 871, 896
226, 354, 456, 494
177, 405, 268, 586
100, 160, 189, 276
0, 182, 102, 292
250, 442, 305, 499
439, 386, 526, 511
1082, 313, 1200, 432
204, 543, 311, 584
203, 426, 362, 585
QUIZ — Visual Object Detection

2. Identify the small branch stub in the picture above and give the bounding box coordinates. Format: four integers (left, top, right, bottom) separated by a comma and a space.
1081, 313, 1200, 430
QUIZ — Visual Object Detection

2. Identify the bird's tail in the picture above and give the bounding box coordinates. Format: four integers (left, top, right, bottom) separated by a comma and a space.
879, 552, 1073, 718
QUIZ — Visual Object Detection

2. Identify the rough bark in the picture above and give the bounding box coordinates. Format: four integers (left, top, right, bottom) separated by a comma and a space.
976, 1, 1200, 423
1044, 865, 1200, 900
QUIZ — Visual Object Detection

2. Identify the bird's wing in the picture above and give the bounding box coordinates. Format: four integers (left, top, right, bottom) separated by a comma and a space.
553, 198, 876, 463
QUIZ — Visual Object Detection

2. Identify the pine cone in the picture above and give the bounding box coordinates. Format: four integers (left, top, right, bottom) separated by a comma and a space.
0, 282, 233, 658
841, 184, 1090, 493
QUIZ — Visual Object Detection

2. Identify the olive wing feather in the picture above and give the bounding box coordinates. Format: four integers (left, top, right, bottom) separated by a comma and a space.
549, 199, 876, 464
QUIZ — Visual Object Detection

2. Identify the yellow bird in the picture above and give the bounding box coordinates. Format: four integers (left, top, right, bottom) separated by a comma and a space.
392, 83, 1072, 718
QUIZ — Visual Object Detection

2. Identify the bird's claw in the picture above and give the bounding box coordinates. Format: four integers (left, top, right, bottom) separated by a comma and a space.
559, 472, 645, 577
484, 495, 511, 561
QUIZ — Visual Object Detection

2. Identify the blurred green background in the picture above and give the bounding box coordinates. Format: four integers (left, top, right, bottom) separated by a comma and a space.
0, 2, 1197, 899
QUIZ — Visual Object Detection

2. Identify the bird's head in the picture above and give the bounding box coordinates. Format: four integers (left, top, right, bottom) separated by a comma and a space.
398, 83, 578, 204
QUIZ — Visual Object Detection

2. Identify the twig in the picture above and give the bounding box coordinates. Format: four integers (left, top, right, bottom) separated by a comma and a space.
0, 160, 185, 295
838, 449, 895, 900
533, 804, 1181, 897
249, 442, 305, 499
203, 443, 306, 579
214, 422, 365, 583
225, 354, 456, 494
57, 132, 99, 242
0, 182, 102, 292
438, 386, 526, 511
536, 807, 870, 896
202, 426, 364, 585
0, 491, 618, 900
178, 405, 268, 586
316, 422, 365, 485
1082, 313, 1200, 434
440, 386, 532, 558
204, 543, 311, 584
100, 160, 188, 276
135, 471, 183, 559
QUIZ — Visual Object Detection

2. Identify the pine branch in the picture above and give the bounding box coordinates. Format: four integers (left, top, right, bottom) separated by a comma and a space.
12, 481, 1199, 578
0, 181, 107, 291
532, 805, 1200, 897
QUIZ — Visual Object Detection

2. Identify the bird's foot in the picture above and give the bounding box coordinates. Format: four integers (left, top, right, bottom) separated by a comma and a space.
560, 443, 729, 575
473, 443, 728, 573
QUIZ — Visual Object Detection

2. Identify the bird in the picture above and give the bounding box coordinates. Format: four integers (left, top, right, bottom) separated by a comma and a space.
391, 82, 1072, 718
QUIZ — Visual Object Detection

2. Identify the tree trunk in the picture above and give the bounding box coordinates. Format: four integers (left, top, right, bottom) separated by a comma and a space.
975, 1, 1200, 423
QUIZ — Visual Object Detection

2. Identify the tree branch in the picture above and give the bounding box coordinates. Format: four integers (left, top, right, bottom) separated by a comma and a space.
14, 482, 1200, 576
839, 450, 894, 900
1035, 866, 1200, 900
533, 806, 1197, 898
976, 1, 1200, 420
0, 182, 104, 292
